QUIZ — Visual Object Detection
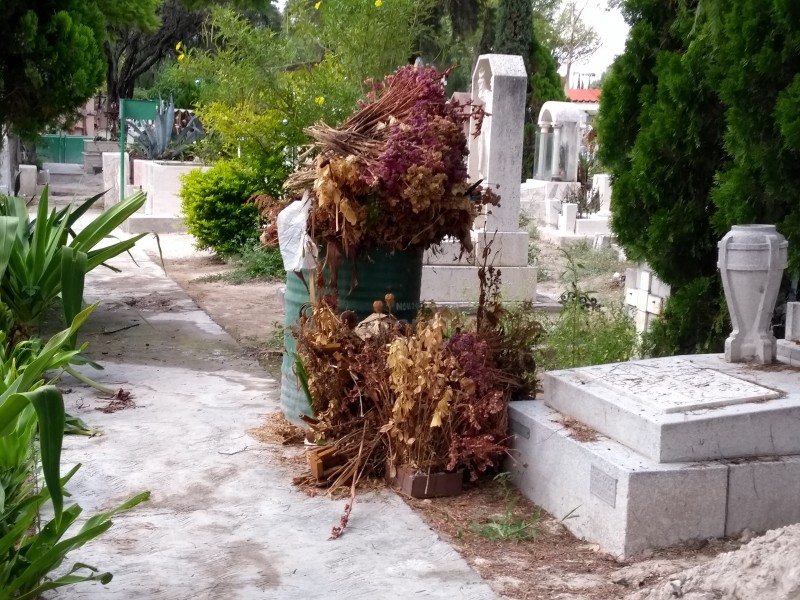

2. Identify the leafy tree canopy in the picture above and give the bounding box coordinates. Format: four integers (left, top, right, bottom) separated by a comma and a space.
0, 0, 158, 138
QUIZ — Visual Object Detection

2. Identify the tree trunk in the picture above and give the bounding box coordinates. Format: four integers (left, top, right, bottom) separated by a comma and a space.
6, 134, 19, 195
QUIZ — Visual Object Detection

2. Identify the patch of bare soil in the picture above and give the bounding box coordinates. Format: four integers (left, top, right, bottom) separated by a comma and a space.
408, 478, 743, 600
532, 238, 629, 307
628, 525, 800, 600
122, 292, 176, 311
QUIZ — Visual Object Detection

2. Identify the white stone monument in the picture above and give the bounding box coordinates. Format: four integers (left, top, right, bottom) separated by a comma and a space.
0, 137, 10, 196
508, 232, 800, 557
520, 102, 613, 245
624, 263, 670, 334
718, 224, 787, 364
421, 54, 537, 304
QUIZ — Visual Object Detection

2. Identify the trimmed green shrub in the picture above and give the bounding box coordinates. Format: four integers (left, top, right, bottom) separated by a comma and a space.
181, 160, 266, 256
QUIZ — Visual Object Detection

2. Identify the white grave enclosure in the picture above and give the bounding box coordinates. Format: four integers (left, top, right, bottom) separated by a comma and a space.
624, 263, 670, 334
102, 152, 209, 233
421, 54, 537, 304
520, 102, 613, 246
509, 230, 800, 557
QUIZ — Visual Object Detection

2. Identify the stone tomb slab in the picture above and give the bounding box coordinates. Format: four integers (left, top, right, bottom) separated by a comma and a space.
581, 359, 780, 413
508, 401, 728, 557
544, 354, 800, 463
508, 401, 800, 557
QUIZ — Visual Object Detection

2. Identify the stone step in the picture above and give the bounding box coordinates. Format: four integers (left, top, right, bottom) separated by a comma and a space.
421, 264, 537, 303
544, 354, 800, 463
509, 400, 800, 557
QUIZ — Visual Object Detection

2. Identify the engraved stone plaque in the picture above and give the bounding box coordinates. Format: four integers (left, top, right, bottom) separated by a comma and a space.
509, 418, 530, 440
590, 465, 617, 507
579, 359, 781, 413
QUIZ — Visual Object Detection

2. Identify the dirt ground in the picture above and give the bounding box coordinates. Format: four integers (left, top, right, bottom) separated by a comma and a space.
142, 234, 741, 600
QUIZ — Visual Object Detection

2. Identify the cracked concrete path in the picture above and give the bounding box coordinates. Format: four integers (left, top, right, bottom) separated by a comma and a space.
51, 242, 499, 600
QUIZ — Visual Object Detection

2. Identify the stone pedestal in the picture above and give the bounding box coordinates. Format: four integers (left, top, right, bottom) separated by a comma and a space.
591, 173, 612, 214
0, 136, 11, 196
103, 154, 208, 232
102, 152, 128, 209
18, 164, 37, 197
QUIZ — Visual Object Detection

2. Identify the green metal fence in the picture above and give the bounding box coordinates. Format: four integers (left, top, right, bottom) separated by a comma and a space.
36, 135, 92, 164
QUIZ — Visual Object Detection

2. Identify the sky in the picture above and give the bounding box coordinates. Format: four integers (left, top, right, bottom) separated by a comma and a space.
273, 0, 631, 84
565, 1, 630, 85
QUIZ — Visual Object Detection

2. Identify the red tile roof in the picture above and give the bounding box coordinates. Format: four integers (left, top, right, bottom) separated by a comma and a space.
567, 88, 601, 103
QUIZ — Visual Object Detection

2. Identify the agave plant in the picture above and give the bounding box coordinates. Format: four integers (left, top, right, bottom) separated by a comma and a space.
0, 187, 147, 330
129, 96, 205, 160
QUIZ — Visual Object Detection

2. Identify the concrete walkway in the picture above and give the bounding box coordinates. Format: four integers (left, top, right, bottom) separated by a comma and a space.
53, 242, 498, 599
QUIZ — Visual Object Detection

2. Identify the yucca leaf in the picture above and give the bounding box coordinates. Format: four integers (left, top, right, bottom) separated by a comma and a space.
65, 190, 111, 228
3, 387, 65, 521
61, 248, 87, 349
12, 565, 113, 600
84, 234, 147, 271
29, 188, 51, 282
3, 491, 150, 599
0, 217, 19, 280
70, 192, 146, 252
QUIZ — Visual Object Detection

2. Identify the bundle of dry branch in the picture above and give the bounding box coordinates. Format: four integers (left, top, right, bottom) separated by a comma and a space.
284, 64, 498, 256
292, 297, 514, 496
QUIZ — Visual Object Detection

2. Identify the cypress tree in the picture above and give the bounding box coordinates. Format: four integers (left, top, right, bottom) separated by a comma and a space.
494, 0, 534, 74
494, 0, 564, 179
597, 0, 800, 354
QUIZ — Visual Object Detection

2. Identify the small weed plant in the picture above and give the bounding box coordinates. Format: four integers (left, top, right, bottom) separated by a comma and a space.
564, 241, 625, 279
519, 212, 544, 270
199, 242, 285, 284
538, 248, 637, 371
267, 322, 285, 350
470, 472, 540, 543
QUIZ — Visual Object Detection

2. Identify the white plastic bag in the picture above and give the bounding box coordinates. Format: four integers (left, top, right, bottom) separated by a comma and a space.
277, 191, 317, 272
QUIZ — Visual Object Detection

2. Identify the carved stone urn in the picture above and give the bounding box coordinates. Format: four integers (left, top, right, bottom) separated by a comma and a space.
718, 225, 788, 363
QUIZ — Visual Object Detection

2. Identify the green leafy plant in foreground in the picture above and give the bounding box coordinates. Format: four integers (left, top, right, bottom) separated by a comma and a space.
0, 465, 150, 599
537, 248, 637, 371
0, 306, 150, 597
0, 186, 147, 329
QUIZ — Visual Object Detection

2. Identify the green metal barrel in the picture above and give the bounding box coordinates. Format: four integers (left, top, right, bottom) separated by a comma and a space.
280, 247, 423, 425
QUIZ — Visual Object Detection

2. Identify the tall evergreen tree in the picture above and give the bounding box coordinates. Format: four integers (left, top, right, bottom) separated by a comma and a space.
494, 0, 564, 179
597, 0, 800, 355
494, 0, 534, 74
